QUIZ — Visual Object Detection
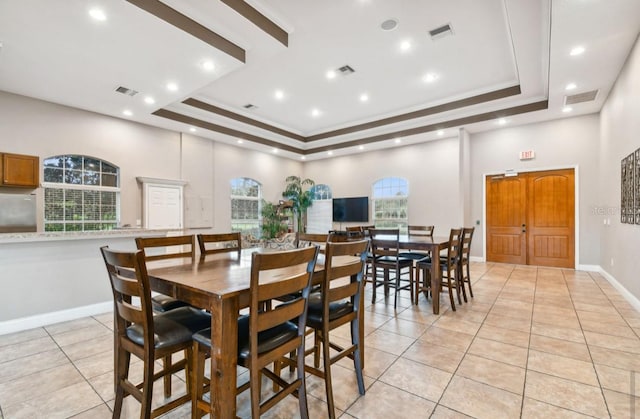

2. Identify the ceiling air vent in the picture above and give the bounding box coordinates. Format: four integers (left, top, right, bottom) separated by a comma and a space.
429, 23, 453, 40
565, 90, 599, 105
115, 86, 138, 96
337, 65, 355, 75
243, 103, 258, 110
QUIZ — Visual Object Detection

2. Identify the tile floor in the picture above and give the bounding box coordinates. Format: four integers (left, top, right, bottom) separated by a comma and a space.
1, 263, 640, 418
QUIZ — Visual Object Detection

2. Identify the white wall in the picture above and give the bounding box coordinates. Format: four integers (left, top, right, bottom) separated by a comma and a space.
0, 91, 182, 229
469, 114, 601, 265
0, 92, 303, 327
303, 136, 464, 234
599, 35, 640, 299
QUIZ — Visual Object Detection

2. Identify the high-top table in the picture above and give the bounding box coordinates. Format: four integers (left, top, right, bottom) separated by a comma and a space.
143, 248, 360, 418
396, 235, 451, 314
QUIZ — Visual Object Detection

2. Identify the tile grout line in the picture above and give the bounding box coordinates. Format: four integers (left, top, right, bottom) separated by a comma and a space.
426, 262, 513, 418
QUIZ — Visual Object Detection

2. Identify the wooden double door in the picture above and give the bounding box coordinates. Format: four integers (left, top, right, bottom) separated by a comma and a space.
486, 169, 575, 268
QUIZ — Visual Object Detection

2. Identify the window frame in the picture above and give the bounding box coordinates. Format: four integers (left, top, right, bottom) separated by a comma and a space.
371, 177, 409, 231
230, 177, 262, 236
42, 155, 120, 232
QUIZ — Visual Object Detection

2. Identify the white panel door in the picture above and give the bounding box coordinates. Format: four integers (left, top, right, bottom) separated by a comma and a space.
147, 185, 182, 229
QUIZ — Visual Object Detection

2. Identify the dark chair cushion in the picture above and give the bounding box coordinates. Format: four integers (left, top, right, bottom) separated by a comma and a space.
398, 251, 430, 260
375, 255, 414, 267
193, 316, 299, 362
306, 292, 354, 326
127, 306, 211, 350
151, 294, 190, 312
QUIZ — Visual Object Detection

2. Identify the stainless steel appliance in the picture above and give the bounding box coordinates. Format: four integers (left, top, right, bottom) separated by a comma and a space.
0, 193, 37, 233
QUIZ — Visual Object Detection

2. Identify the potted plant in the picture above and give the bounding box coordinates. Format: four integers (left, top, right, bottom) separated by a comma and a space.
282, 176, 315, 233
260, 200, 288, 239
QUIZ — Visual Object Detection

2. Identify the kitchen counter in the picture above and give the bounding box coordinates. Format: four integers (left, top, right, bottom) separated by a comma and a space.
0, 228, 178, 244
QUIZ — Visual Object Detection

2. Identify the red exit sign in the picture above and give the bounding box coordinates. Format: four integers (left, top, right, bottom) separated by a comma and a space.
519, 150, 535, 160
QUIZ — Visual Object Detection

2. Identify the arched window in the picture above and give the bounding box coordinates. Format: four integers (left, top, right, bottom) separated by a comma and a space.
230, 177, 261, 235
307, 184, 332, 233
310, 184, 332, 200
372, 177, 408, 231
43, 155, 120, 231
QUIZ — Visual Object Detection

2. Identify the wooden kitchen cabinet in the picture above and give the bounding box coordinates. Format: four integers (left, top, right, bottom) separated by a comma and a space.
1, 153, 40, 188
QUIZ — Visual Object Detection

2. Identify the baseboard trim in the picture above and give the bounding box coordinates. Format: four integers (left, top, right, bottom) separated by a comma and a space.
598, 267, 640, 312
0, 301, 113, 336
470, 256, 485, 263
577, 264, 600, 272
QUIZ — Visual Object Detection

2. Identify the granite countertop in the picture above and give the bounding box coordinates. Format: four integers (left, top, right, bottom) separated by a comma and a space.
0, 229, 179, 244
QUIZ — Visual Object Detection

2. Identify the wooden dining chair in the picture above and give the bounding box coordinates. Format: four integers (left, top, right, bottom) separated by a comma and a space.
459, 227, 475, 300
135, 235, 196, 312
398, 225, 435, 260
369, 228, 414, 309
135, 234, 196, 397
416, 228, 463, 310
196, 232, 241, 259
100, 247, 211, 419
301, 239, 369, 419
190, 246, 319, 419
296, 232, 329, 248
328, 229, 365, 242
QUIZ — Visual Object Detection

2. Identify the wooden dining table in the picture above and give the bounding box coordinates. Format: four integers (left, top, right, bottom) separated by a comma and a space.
143, 247, 361, 418
396, 234, 451, 314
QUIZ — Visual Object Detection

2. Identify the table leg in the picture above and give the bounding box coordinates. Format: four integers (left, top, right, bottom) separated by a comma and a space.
430, 252, 441, 315
210, 296, 239, 417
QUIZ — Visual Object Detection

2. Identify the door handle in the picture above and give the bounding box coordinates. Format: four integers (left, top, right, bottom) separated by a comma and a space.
521, 223, 526, 233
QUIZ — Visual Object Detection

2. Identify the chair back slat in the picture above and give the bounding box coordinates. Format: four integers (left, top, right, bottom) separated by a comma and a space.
116, 299, 145, 325
461, 227, 474, 258
322, 239, 369, 307
259, 271, 312, 302
328, 281, 359, 302
258, 299, 305, 332
369, 228, 401, 258
135, 235, 195, 262
100, 246, 153, 339
197, 232, 242, 257
408, 225, 434, 237
248, 246, 319, 360
446, 228, 463, 266
296, 233, 328, 248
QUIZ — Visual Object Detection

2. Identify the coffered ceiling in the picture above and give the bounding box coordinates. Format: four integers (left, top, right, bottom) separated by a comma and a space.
0, 0, 638, 160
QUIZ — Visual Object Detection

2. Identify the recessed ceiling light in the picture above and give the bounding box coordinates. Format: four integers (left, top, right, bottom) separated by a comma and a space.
497, 118, 507, 125
437, 130, 444, 136
326, 70, 337, 80
166, 82, 178, 92
272, 148, 278, 153
301, 156, 306, 160
189, 127, 197, 132
327, 151, 333, 156
311, 108, 321, 117
274, 90, 284, 100
380, 18, 398, 31
395, 138, 401, 144
562, 106, 573, 113
360, 93, 369, 102
359, 145, 365, 150
565, 83, 577, 91
423, 73, 439, 83
89, 9, 107, 21
201, 60, 215, 71
400, 40, 412, 51
237, 139, 243, 144
122, 110, 132, 117
143, 96, 155, 105
570, 46, 585, 56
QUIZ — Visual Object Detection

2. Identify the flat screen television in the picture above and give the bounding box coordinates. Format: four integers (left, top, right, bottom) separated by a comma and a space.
332, 197, 369, 222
